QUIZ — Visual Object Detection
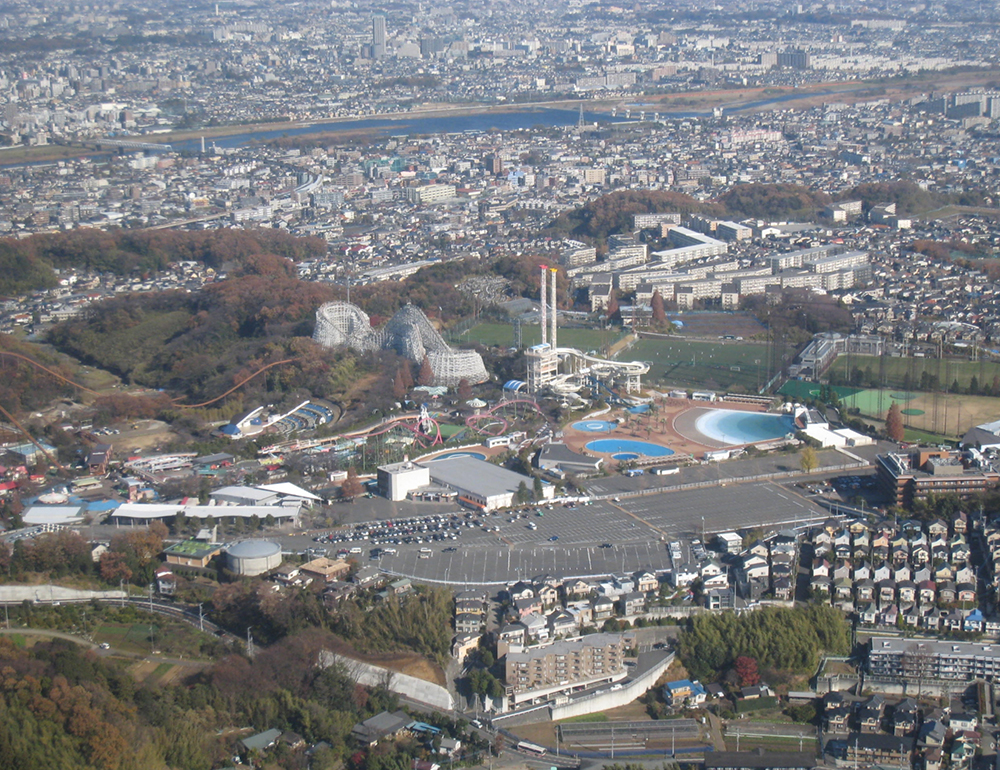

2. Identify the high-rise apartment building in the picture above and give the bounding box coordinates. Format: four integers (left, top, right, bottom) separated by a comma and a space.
372, 15, 387, 59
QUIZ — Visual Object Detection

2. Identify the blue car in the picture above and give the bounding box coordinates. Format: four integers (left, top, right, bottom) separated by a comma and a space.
548, 535, 558, 541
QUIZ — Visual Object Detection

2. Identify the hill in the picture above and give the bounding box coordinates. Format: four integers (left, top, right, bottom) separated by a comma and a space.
715, 183, 831, 220
839, 180, 987, 215
545, 190, 721, 241
0, 228, 327, 295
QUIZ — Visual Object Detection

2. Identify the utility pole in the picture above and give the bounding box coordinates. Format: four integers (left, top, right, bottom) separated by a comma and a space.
198, 603, 204, 633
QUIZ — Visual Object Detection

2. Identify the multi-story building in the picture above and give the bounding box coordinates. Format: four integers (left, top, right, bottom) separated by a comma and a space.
504, 633, 627, 706
876, 450, 1000, 508
406, 184, 457, 204
869, 636, 1000, 683
634, 212, 680, 230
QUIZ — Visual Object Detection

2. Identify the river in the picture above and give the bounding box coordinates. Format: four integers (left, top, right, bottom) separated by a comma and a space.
169, 86, 857, 151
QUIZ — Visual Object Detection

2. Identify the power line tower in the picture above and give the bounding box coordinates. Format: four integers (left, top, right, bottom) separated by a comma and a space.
246, 627, 255, 660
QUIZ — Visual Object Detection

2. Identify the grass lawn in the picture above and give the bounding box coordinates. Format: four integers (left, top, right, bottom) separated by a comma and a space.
460, 322, 623, 352
623, 338, 772, 392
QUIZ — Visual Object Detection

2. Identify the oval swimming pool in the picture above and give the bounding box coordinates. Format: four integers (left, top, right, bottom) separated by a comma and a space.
573, 420, 617, 432
428, 451, 487, 461
695, 410, 796, 445
586, 439, 675, 457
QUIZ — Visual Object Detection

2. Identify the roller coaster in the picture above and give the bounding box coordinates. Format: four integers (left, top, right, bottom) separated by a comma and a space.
259, 397, 545, 456
463, 398, 544, 436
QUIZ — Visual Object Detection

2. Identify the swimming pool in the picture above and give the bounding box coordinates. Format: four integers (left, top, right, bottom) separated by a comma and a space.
612, 452, 640, 461
573, 420, 617, 432
627, 404, 650, 414
428, 451, 487, 461
695, 410, 796, 445
586, 439, 675, 457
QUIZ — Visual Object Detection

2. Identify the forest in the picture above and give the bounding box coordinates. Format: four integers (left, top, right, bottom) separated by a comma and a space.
677, 604, 850, 685
0, 625, 475, 770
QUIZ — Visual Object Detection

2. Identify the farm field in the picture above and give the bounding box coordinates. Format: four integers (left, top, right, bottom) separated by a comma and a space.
622, 337, 773, 392
828, 354, 1000, 394
460, 322, 623, 352
92, 620, 213, 659
129, 659, 208, 687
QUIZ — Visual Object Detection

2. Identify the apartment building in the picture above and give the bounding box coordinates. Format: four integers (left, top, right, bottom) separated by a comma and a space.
504, 632, 627, 706
876, 450, 1000, 508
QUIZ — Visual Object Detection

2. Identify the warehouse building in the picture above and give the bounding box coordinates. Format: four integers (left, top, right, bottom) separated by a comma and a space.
424, 456, 554, 511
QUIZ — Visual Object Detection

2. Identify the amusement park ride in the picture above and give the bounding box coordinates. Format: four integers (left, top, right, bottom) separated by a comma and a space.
524, 265, 650, 402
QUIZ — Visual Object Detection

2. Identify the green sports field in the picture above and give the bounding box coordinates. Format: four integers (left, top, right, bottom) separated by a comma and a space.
621, 338, 773, 392
828, 354, 1000, 394
459, 322, 623, 352
780, 380, 1000, 439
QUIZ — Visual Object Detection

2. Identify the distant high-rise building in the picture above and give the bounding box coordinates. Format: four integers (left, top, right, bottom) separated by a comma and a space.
372, 15, 386, 59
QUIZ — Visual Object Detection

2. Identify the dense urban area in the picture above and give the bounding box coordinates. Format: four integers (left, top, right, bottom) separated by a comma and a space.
8, 1, 1000, 770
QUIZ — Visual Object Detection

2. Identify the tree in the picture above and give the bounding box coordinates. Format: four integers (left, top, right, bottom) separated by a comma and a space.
606, 290, 619, 320
417, 355, 435, 386
515, 481, 530, 505
651, 290, 667, 326
340, 467, 363, 500
885, 402, 905, 442
800, 445, 818, 474
457, 378, 472, 400
533, 476, 544, 501
734, 655, 760, 687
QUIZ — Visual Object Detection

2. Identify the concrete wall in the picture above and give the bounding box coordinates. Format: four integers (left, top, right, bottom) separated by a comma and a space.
319, 651, 453, 711
550, 652, 674, 721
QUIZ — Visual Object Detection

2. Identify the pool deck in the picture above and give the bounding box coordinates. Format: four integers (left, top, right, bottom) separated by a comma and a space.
564, 398, 770, 461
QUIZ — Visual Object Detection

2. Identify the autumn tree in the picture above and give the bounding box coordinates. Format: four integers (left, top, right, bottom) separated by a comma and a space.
606, 290, 619, 320
651, 289, 667, 327
417, 355, 435, 386
457, 378, 473, 400
800, 445, 818, 474
340, 467, 363, 500
733, 655, 760, 687
99, 551, 133, 583
885, 402, 905, 442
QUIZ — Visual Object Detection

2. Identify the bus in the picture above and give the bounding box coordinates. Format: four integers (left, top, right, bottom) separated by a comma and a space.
516, 741, 547, 757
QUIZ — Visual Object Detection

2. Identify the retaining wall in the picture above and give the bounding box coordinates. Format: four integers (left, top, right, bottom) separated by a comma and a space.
319, 651, 453, 710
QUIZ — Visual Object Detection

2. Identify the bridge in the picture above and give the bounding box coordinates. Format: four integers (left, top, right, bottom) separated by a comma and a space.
91, 138, 173, 152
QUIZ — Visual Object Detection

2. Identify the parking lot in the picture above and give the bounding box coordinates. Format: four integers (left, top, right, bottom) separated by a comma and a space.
296, 479, 834, 586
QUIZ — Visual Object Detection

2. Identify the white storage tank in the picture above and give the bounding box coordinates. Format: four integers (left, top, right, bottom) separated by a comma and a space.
226, 540, 282, 576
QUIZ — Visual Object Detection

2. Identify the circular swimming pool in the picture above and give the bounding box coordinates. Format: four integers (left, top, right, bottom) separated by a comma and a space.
695, 410, 796, 445
586, 439, 675, 457
428, 451, 487, 461
573, 420, 617, 432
